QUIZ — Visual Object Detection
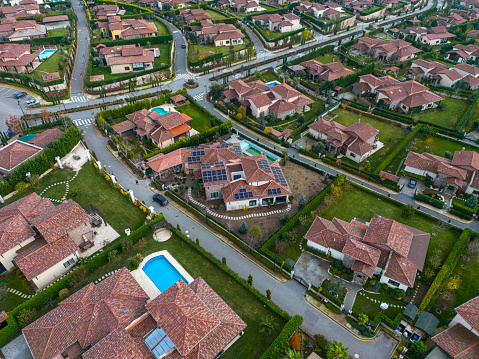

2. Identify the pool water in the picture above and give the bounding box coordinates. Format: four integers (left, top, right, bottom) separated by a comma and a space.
266, 80, 281, 87
240, 140, 278, 162
151, 107, 169, 115
142, 255, 188, 292
38, 50, 56, 60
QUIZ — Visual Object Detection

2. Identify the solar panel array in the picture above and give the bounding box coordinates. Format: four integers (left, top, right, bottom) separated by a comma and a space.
233, 145, 242, 156
193, 150, 205, 156
201, 161, 224, 169
272, 166, 288, 187
234, 187, 253, 200
203, 168, 227, 183
188, 149, 206, 163
144, 328, 175, 359
218, 144, 230, 148
258, 159, 271, 173
267, 188, 282, 196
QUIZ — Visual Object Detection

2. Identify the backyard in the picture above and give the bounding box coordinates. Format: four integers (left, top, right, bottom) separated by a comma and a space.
31, 46, 69, 81
318, 186, 461, 275
0, 270, 33, 313
415, 97, 470, 129
48, 28, 69, 37
332, 108, 408, 168
189, 39, 250, 63
176, 102, 216, 132
151, 19, 170, 36
352, 291, 404, 322
204, 8, 227, 19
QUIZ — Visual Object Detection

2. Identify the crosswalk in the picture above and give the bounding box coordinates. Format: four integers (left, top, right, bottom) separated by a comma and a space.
73, 118, 93, 127
193, 92, 204, 102
176, 73, 194, 80
66, 95, 88, 103
117, 94, 130, 101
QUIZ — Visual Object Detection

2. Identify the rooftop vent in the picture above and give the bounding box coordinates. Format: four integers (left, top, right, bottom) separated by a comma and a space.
123, 309, 129, 314
401, 262, 407, 266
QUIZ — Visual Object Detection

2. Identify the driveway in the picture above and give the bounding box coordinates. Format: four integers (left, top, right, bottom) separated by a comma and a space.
399, 176, 423, 197
1, 334, 33, 359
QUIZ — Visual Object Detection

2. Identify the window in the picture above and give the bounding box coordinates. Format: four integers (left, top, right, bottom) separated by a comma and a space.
63, 258, 75, 268
350, 153, 356, 158
211, 192, 219, 199
290, 110, 295, 115
388, 279, 400, 287
124, 66, 130, 71
249, 200, 257, 207
144, 328, 175, 358
233, 174, 242, 180
133, 62, 144, 71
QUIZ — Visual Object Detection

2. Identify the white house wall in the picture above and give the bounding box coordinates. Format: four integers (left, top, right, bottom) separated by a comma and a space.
0, 236, 35, 272
379, 274, 409, 291
449, 314, 479, 336
404, 165, 437, 179
31, 252, 78, 289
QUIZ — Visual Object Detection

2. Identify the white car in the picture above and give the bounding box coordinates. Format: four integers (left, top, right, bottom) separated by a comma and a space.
27, 100, 39, 106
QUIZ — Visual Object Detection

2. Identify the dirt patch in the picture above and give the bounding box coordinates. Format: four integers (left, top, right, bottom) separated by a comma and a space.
186, 160, 327, 246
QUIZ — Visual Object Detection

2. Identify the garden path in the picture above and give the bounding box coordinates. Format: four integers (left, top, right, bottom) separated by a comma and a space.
38, 171, 79, 203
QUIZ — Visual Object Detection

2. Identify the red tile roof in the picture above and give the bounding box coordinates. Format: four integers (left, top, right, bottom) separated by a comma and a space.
432, 323, 479, 359
455, 296, 479, 332
27, 128, 63, 148
82, 327, 141, 359
41, 72, 61, 82
452, 150, 479, 171
0, 311, 7, 322
112, 120, 136, 134
343, 237, 381, 267
42, 15, 69, 23
0, 140, 42, 172
384, 252, 417, 288
146, 149, 184, 173
0, 213, 35, 254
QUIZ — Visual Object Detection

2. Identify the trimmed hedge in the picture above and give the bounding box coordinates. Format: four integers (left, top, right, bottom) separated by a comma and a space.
374, 124, 423, 174
370, 312, 403, 331
260, 175, 342, 268
418, 229, 472, 314
414, 193, 445, 209
452, 197, 478, 216
449, 208, 473, 220
259, 315, 303, 359
253, 23, 304, 44
325, 301, 341, 314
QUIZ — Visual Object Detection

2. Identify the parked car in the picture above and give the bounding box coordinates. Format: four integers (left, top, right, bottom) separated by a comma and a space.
28, 100, 39, 106
153, 194, 168, 206
14, 92, 26, 99
181, 44, 186, 49
408, 178, 417, 189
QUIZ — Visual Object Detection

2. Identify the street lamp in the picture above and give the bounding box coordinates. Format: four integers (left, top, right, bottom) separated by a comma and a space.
17, 100, 24, 116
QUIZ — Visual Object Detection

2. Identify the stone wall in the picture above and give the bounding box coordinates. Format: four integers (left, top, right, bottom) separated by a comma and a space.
359, 7, 387, 22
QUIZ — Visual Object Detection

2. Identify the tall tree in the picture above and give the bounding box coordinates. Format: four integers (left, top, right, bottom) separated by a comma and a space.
327, 341, 349, 359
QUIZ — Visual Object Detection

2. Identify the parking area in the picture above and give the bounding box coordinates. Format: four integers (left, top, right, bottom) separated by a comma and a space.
294, 252, 331, 289
0, 86, 38, 132
399, 175, 425, 197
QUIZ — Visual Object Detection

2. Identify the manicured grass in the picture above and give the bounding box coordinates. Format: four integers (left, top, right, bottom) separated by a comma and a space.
48, 27, 68, 37
333, 108, 407, 167
415, 97, 470, 129
204, 9, 227, 19
152, 19, 170, 36
0, 272, 32, 312
248, 70, 279, 83
176, 103, 214, 132
316, 54, 335, 63
259, 4, 276, 11
189, 40, 250, 62
318, 186, 461, 274
32, 47, 68, 80
84, 233, 286, 359
257, 26, 300, 40
352, 291, 403, 322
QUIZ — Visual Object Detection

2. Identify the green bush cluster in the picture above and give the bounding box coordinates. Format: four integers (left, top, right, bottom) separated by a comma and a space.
370, 311, 403, 331
374, 124, 423, 174
288, 45, 333, 66
418, 229, 472, 313
325, 301, 341, 314
253, 23, 304, 44
372, 108, 414, 124
359, 5, 384, 16
449, 208, 473, 220
0, 126, 83, 196
452, 197, 478, 216
414, 193, 445, 209
325, 64, 374, 89
259, 315, 303, 359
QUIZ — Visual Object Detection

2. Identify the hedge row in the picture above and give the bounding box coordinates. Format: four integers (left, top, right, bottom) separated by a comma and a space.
414, 193, 445, 209
359, 5, 384, 16
0, 69, 64, 88
452, 197, 478, 216
0, 126, 83, 196
450, 208, 473, 220
373, 124, 423, 174
245, 7, 288, 20
418, 229, 472, 313
370, 312, 403, 332
259, 315, 303, 359
189, 51, 223, 68
455, 94, 478, 132
253, 23, 304, 43
260, 176, 342, 268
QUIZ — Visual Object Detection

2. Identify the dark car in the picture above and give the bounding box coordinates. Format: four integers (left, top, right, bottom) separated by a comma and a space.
181, 44, 186, 49
14, 92, 27, 99
153, 194, 168, 206
408, 178, 417, 189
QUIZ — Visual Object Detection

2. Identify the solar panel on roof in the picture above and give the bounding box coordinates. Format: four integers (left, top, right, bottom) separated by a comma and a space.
188, 156, 200, 163
272, 166, 288, 187
202, 168, 227, 183
233, 145, 242, 156
258, 159, 272, 173
267, 188, 282, 195
192, 150, 205, 157
234, 191, 253, 200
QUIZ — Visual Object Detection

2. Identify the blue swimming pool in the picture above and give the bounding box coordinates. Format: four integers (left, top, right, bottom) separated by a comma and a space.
142, 255, 188, 292
266, 80, 281, 87
240, 140, 278, 162
151, 107, 169, 115
38, 49, 56, 61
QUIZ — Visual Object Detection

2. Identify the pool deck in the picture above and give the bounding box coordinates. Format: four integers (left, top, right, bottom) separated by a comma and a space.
130, 250, 194, 300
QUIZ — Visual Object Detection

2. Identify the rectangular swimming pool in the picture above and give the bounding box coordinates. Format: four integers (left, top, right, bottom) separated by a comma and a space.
240, 140, 278, 162
142, 255, 189, 292
38, 49, 56, 60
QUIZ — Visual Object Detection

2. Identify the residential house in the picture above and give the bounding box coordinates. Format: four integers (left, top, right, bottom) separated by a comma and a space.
408, 59, 479, 89
252, 12, 302, 33
450, 8, 479, 21
26, 128, 63, 148
139, 0, 157, 8
42, 15, 70, 30
0, 193, 93, 288
430, 13, 468, 27
193, 20, 237, 44
466, 29, 479, 40
418, 26, 456, 45
0, 3, 40, 18
112, 108, 193, 148
2, 19, 47, 41
404, 149, 479, 194
351, 37, 421, 62
299, 59, 354, 82
351, 74, 444, 113
99, 44, 154, 74
446, 43, 479, 63
308, 118, 380, 162
295, 0, 345, 18
157, 0, 192, 10
93, 4, 124, 18
219, 0, 262, 12
426, 295, 479, 358
23, 268, 247, 359
0, 43, 39, 73
146, 142, 292, 210
305, 214, 430, 290
97, 16, 157, 40
349, 0, 374, 12
179, 8, 212, 23
0, 140, 43, 174
213, 28, 245, 47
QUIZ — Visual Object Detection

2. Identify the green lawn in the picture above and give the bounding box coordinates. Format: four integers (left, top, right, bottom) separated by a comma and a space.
79, 233, 286, 359
189, 40, 250, 62
319, 186, 461, 274
2, 163, 147, 234
333, 109, 407, 168
32, 47, 69, 80
247, 70, 278, 83
352, 291, 403, 322
257, 26, 300, 40
415, 97, 470, 129
204, 9, 226, 19
0, 271, 33, 312
48, 27, 68, 37
176, 103, 214, 132
152, 19, 170, 36
316, 54, 335, 63
385, 133, 479, 175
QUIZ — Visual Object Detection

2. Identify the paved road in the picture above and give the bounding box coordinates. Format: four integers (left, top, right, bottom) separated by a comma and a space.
70, 0, 90, 96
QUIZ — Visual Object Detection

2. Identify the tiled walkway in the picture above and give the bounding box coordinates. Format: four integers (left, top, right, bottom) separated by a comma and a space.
358, 291, 406, 309
39, 171, 79, 203
187, 188, 291, 221
7, 288, 33, 299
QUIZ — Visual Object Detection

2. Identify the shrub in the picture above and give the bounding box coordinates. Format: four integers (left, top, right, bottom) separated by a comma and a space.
248, 274, 253, 286
289, 331, 302, 350
298, 194, 306, 209
414, 193, 445, 209
260, 315, 303, 359
239, 220, 248, 234
314, 334, 329, 357
129, 259, 139, 271
325, 301, 341, 314
58, 288, 69, 301
16, 308, 37, 328
402, 204, 415, 218
278, 210, 290, 224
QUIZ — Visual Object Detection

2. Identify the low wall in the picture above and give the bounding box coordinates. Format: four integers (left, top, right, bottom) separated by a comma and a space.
359, 7, 387, 21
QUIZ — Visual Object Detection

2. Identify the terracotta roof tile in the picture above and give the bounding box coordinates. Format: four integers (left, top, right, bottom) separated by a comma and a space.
112, 120, 136, 134
27, 128, 63, 148
363, 215, 413, 257
455, 296, 479, 332
432, 323, 479, 359
452, 150, 479, 171
0, 140, 42, 171
384, 252, 417, 288
342, 238, 381, 267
